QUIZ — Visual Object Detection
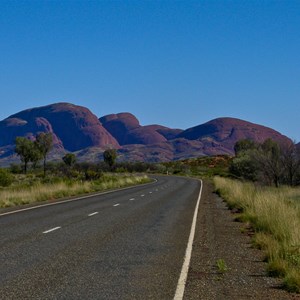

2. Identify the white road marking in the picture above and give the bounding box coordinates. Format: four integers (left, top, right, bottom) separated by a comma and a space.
141, 194, 145, 197
129, 198, 135, 201
173, 179, 203, 300
43, 227, 61, 234
149, 191, 152, 194
113, 204, 120, 207
88, 212, 98, 217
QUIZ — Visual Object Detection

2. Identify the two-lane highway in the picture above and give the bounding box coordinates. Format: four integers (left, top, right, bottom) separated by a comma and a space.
0, 176, 201, 299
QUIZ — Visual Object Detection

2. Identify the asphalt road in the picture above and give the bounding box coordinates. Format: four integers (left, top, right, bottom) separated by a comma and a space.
0, 176, 201, 300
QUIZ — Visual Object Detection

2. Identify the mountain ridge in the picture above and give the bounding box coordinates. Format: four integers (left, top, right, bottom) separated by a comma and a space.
0, 102, 292, 164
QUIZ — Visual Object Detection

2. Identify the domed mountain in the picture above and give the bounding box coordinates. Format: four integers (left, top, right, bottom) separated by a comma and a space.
100, 113, 183, 146
0, 102, 119, 152
99, 113, 140, 145
177, 117, 291, 152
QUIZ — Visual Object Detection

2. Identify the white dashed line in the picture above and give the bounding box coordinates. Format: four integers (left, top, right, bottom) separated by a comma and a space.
141, 194, 145, 197
129, 198, 135, 201
43, 227, 61, 234
88, 212, 98, 217
149, 192, 152, 194
113, 204, 120, 207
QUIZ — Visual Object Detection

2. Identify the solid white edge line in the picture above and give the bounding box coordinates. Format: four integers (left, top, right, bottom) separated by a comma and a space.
88, 212, 98, 217
43, 226, 61, 234
0, 178, 158, 217
173, 179, 203, 300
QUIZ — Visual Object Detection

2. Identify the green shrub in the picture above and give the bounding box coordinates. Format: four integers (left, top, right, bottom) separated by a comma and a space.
0, 169, 14, 187
84, 170, 102, 180
10, 163, 22, 174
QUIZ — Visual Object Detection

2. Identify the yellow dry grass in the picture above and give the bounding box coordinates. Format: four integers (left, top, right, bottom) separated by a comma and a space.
214, 176, 300, 293
0, 174, 150, 208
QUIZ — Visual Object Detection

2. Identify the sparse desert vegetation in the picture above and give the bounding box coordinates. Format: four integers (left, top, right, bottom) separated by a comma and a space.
0, 149, 152, 209
0, 137, 157, 209
216, 258, 229, 274
161, 155, 232, 177
0, 172, 150, 208
214, 176, 300, 292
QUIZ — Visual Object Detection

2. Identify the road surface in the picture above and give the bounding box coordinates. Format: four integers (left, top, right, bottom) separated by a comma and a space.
0, 176, 201, 299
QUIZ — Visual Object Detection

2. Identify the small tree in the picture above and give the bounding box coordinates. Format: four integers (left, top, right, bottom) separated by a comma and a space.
229, 152, 258, 181
103, 149, 117, 169
31, 146, 43, 169
281, 141, 300, 186
234, 139, 257, 156
62, 153, 76, 167
256, 139, 283, 187
15, 137, 36, 174
35, 132, 53, 176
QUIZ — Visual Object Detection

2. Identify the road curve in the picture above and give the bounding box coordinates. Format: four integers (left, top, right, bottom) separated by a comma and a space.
0, 176, 201, 299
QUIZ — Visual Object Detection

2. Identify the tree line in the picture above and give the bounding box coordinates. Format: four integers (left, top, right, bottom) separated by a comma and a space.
230, 138, 300, 187
14, 134, 120, 175
13, 135, 163, 178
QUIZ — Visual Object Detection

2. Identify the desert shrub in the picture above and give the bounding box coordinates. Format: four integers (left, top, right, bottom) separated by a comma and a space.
40, 176, 63, 185
10, 163, 22, 174
84, 169, 102, 180
115, 167, 127, 173
152, 163, 167, 173
0, 169, 14, 187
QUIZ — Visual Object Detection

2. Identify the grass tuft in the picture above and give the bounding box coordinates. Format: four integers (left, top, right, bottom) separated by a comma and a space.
216, 259, 228, 274
214, 176, 300, 293
283, 270, 300, 293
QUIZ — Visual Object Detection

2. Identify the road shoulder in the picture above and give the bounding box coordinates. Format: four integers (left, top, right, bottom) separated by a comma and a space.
184, 180, 300, 300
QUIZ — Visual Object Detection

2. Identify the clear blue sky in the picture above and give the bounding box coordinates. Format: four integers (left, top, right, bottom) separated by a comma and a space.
1, 0, 299, 141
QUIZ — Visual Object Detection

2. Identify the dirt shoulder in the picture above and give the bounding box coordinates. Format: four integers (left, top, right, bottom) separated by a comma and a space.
184, 180, 300, 300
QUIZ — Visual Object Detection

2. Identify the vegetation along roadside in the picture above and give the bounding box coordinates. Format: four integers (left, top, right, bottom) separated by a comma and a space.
214, 176, 300, 293
0, 173, 150, 209
0, 137, 152, 209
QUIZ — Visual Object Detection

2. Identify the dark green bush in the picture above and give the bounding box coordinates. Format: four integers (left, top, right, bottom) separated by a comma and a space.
0, 168, 14, 187
10, 163, 22, 174
84, 170, 102, 180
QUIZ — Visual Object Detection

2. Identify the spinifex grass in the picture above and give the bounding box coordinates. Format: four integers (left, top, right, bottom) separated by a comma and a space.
0, 174, 150, 208
216, 259, 228, 274
214, 177, 300, 293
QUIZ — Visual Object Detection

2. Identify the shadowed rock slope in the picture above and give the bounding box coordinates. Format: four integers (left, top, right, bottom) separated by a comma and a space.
100, 113, 183, 146
0, 103, 119, 154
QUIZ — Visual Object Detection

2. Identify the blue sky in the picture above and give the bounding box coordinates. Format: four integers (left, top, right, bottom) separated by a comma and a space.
1, 1, 299, 141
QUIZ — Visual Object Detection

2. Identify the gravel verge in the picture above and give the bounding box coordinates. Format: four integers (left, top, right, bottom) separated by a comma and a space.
184, 180, 300, 300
